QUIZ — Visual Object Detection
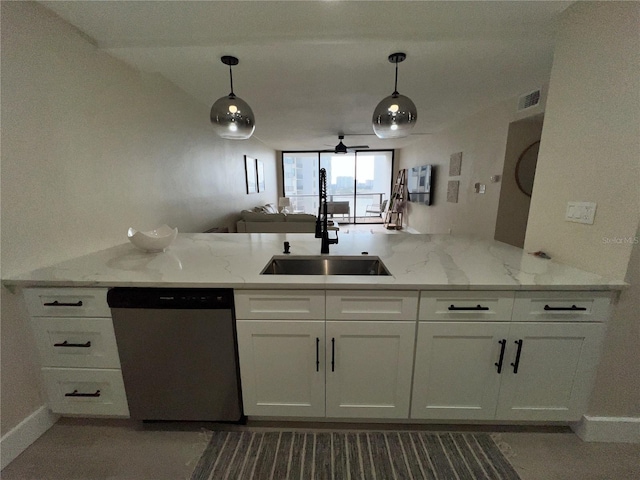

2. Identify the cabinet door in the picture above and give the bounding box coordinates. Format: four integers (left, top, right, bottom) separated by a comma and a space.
411, 322, 507, 420
496, 322, 605, 421
236, 320, 325, 417
325, 321, 415, 418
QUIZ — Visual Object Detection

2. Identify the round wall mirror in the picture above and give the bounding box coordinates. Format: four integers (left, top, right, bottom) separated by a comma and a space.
515, 140, 540, 197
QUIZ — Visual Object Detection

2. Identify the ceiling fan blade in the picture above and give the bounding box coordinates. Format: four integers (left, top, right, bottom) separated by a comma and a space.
347, 145, 370, 149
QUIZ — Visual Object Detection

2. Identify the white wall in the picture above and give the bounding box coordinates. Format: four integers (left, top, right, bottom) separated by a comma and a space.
494, 116, 544, 248
588, 224, 640, 417
398, 95, 545, 237
524, 1, 640, 281
0, 1, 276, 435
523, 1, 640, 420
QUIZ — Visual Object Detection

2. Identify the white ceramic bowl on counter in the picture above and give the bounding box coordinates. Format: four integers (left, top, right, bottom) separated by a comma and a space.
127, 224, 178, 252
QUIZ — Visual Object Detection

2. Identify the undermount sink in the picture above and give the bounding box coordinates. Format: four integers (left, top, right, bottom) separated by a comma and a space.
260, 255, 391, 276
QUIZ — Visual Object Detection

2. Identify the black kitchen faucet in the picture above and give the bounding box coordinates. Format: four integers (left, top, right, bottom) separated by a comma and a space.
315, 168, 339, 254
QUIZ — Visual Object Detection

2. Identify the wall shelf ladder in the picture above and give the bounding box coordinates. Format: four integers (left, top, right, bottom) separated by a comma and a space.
384, 169, 407, 230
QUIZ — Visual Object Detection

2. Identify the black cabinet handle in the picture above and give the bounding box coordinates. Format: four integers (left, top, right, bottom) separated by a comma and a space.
495, 339, 506, 374
511, 340, 523, 374
543, 304, 587, 311
331, 338, 335, 372
316, 337, 320, 372
448, 304, 490, 311
54, 340, 91, 348
65, 389, 101, 398
44, 300, 83, 307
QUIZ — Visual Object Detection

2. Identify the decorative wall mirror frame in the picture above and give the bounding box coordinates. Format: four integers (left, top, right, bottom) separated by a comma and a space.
515, 140, 540, 197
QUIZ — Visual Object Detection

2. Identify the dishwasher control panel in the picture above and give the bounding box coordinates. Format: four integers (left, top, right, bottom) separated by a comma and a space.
107, 287, 234, 309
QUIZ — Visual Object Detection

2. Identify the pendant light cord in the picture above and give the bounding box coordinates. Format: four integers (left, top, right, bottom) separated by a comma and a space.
393, 58, 399, 96
229, 64, 235, 97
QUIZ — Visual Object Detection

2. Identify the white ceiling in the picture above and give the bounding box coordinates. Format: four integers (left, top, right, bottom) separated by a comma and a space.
41, 1, 571, 151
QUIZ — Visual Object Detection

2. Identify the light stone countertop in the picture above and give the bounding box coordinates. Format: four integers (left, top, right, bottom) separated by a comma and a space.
2, 233, 625, 291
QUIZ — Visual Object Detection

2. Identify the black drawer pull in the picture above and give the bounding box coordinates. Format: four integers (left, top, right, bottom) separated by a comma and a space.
495, 339, 506, 374
54, 340, 91, 348
65, 389, 101, 398
448, 304, 490, 311
316, 337, 320, 372
44, 300, 84, 307
543, 304, 587, 311
511, 340, 523, 374
331, 338, 335, 372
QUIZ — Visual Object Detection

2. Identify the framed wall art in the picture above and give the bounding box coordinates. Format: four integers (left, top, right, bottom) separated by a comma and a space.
257, 160, 265, 192
447, 180, 460, 203
449, 152, 463, 176
245, 156, 257, 194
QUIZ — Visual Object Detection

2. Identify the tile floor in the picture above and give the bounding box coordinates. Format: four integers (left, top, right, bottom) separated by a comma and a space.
2, 418, 639, 480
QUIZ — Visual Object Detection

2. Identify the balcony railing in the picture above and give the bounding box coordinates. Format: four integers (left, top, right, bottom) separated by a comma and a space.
284, 192, 386, 223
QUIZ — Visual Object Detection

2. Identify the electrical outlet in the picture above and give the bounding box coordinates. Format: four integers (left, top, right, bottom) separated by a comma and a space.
565, 202, 596, 224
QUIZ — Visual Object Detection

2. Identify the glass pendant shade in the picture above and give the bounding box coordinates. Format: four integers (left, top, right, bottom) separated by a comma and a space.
210, 94, 255, 140
210, 55, 255, 140
372, 52, 417, 139
372, 93, 417, 139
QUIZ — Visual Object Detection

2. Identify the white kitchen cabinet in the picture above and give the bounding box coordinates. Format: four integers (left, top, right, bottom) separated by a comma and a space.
495, 322, 605, 421
412, 321, 604, 422
413, 291, 609, 422
24, 288, 111, 318
30, 317, 121, 369
326, 321, 415, 418
234, 290, 325, 320
234, 289, 419, 420
411, 322, 505, 420
25, 288, 130, 417
419, 291, 514, 321
326, 290, 418, 321
41, 367, 129, 416
236, 320, 325, 417
512, 291, 612, 323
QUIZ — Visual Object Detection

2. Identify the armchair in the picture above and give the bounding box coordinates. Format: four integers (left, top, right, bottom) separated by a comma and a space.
365, 199, 388, 217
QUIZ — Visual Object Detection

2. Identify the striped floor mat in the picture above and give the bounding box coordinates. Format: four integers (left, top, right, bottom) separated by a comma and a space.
191, 431, 521, 480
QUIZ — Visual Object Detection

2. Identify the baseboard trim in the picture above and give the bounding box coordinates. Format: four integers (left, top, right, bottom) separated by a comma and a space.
571, 415, 640, 443
1, 406, 59, 470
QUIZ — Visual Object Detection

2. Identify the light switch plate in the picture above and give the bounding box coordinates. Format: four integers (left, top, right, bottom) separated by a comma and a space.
566, 201, 596, 224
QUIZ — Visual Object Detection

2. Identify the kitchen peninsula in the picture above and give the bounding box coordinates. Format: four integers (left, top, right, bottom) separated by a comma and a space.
3, 233, 624, 290
4, 233, 624, 425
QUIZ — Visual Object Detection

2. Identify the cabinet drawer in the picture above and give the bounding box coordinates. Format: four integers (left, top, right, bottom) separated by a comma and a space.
41, 367, 129, 417
235, 290, 325, 319
326, 291, 418, 320
419, 291, 514, 321
31, 317, 121, 368
513, 292, 612, 322
24, 288, 110, 318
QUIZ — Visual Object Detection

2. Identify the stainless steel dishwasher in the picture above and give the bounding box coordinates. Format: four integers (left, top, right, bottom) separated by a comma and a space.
107, 287, 243, 422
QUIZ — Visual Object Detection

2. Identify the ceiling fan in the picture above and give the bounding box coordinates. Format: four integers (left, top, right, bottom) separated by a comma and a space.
321, 135, 369, 154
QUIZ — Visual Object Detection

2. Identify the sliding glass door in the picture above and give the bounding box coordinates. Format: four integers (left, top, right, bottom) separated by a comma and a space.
354, 152, 393, 223
282, 153, 319, 215
320, 152, 355, 222
282, 150, 393, 224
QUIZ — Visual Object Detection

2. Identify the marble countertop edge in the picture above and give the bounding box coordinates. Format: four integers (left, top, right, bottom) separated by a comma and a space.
0, 233, 627, 292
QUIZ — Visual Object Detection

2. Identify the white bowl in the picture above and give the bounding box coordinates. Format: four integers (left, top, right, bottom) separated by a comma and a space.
127, 224, 178, 252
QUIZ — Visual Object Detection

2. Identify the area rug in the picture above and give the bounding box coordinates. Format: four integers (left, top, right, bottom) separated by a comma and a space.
191, 431, 521, 480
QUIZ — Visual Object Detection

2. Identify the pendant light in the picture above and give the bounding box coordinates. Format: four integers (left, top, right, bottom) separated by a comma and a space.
210, 56, 255, 140
372, 52, 417, 139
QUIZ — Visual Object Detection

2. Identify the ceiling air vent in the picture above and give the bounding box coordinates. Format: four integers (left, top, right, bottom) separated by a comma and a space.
517, 88, 541, 111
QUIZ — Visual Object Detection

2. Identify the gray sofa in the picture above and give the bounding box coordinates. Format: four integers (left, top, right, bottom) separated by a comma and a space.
236, 205, 317, 233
